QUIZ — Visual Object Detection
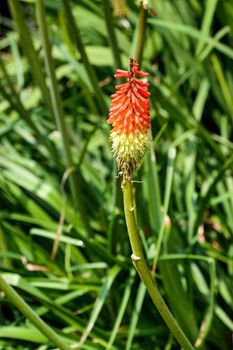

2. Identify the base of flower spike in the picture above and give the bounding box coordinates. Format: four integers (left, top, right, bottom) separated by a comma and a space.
110, 130, 152, 180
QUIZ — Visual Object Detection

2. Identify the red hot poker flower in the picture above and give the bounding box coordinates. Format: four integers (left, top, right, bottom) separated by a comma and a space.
107, 58, 151, 180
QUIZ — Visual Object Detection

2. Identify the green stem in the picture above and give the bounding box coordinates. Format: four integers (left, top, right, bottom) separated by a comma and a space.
61, 0, 107, 115
36, 0, 92, 236
101, 0, 122, 68
132, 3, 148, 64
8, 0, 53, 116
0, 58, 59, 164
123, 179, 195, 350
0, 228, 12, 269
101, 0, 124, 254
0, 274, 70, 350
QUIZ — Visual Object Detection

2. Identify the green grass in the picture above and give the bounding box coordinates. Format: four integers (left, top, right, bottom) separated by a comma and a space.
0, 0, 233, 349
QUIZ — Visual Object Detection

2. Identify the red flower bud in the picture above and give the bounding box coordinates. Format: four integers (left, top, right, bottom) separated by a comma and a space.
107, 58, 152, 180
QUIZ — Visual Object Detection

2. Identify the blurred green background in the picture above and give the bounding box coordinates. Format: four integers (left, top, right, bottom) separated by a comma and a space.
0, 0, 233, 349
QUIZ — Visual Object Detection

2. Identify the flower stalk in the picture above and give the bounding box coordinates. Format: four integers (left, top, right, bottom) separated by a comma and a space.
123, 180, 195, 350
132, 3, 148, 64
36, 0, 92, 237
108, 58, 195, 349
0, 274, 70, 350
101, 0, 122, 68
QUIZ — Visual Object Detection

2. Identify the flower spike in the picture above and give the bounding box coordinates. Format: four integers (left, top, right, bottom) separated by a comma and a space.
107, 58, 151, 181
